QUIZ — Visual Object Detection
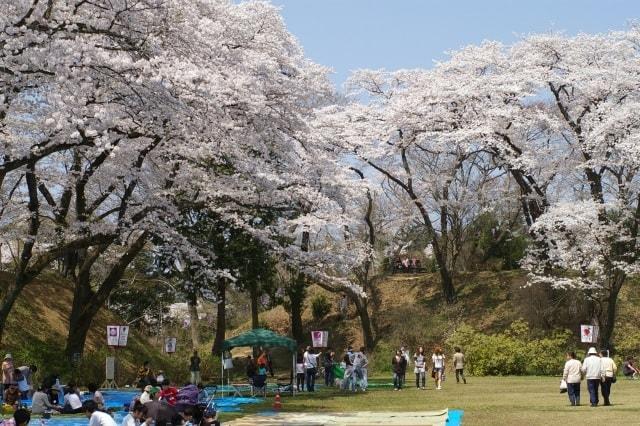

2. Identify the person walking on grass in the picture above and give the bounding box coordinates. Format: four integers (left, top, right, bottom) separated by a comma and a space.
400, 346, 410, 386
414, 346, 426, 389
453, 347, 466, 384
323, 349, 335, 387
562, 351, 582, 406
600, 350, 617, 406
582, 347, 602, 407
432, 347, 445, 390
392, 350, 407, 391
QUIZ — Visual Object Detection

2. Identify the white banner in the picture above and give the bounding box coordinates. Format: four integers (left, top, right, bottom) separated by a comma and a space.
580, 325, 599, 343
118, 326, 129, 347
311, 330, 329, 347
164, 337, 177, 353
107, 326, 120, 346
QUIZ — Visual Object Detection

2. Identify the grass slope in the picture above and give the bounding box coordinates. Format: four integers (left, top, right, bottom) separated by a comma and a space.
0, 272, 182, 385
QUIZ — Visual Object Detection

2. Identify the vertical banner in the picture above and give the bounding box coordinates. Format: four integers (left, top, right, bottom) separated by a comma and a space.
311, 330, 329, 347
580, 325, 599, 343
118, 326, 129, 347
107, 326, 120, 346
164, 337, 177, 353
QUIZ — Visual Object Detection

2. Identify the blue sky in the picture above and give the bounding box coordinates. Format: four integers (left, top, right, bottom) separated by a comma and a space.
272, 0, 640, 85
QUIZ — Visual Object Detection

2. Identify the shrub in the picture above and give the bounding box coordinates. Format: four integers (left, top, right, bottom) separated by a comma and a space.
311, 295, 331, 320
446, 320, 573, 376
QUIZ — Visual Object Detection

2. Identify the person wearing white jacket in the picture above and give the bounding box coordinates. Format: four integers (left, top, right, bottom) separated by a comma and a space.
599, 350, 617, 406
581, 347, 602, 407
562, 351, 582, 406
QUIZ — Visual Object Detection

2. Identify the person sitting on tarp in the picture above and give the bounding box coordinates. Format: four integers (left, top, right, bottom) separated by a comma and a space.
31, 385, 62, 415
1, 408, 30, 426
159, 383, 178, 406
62, 383, 83, 414
201, 405, 220, 426
3, 383, 21, 410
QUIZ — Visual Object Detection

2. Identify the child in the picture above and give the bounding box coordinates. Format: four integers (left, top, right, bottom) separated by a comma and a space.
296, 353, 305, 391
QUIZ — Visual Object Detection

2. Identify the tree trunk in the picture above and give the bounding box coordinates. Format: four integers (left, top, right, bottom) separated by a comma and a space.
598, 272, 625, 351
289, 273, 305, 344
438, 265, 456, 304
354, 297, 375, 350
211, 279, 226, 354
64, 234, 146, 360
0, 277, 30, 344
289, 230, 309, 343
250, 282, 259, 358
187, 291, 200, 349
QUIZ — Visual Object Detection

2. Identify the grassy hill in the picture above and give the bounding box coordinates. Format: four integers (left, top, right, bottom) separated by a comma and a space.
0, 272, 200, 386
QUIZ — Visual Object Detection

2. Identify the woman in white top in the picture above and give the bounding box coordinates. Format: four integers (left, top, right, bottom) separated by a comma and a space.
432, 347, 445, 390
413, 346, 427, 389
562, 351, 582, 406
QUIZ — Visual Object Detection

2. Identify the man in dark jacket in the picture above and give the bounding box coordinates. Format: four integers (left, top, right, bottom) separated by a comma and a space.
392, 350, 407, 391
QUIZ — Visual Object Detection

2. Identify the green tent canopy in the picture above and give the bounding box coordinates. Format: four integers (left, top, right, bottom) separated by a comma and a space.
221, 328, 297, 352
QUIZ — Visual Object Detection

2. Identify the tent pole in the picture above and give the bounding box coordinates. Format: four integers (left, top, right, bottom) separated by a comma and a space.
292, 352, 296, 397
221, 352, 224, 397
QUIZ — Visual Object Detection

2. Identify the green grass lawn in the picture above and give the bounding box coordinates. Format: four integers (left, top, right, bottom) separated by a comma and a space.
218, 376, 640, 425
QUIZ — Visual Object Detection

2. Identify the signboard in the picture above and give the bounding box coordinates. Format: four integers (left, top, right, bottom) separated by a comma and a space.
107, 326, 120, 346
580, 325, 599, 343
107, 325, 130, 347
311, 330, 329, 347
164, 337, 177, 353
105, 357, 116, 380
117, 326, 129, 347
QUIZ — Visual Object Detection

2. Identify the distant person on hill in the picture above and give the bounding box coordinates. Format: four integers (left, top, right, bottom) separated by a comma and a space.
156, 370, 166, 386
414, 346, 427, 389
623, 357, 639, 379
295, 352, 305, 391
453, 347, 467, 384
600, 349, 617, 406
339, 294, 348, 317
432, 347, 445, 390
562, 351, 582, 406
190, 350, 201, 385
581, 347, 602, 407
392, 350, 407, 391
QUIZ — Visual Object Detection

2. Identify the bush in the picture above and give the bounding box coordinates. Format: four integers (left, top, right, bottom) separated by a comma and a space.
446, 320, 573, 376
311, 295, 331, 320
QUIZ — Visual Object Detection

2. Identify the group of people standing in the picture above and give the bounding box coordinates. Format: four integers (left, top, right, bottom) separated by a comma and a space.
295, 346, 369, 393
392, 346, 466, 391
562, 347, 617, 407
